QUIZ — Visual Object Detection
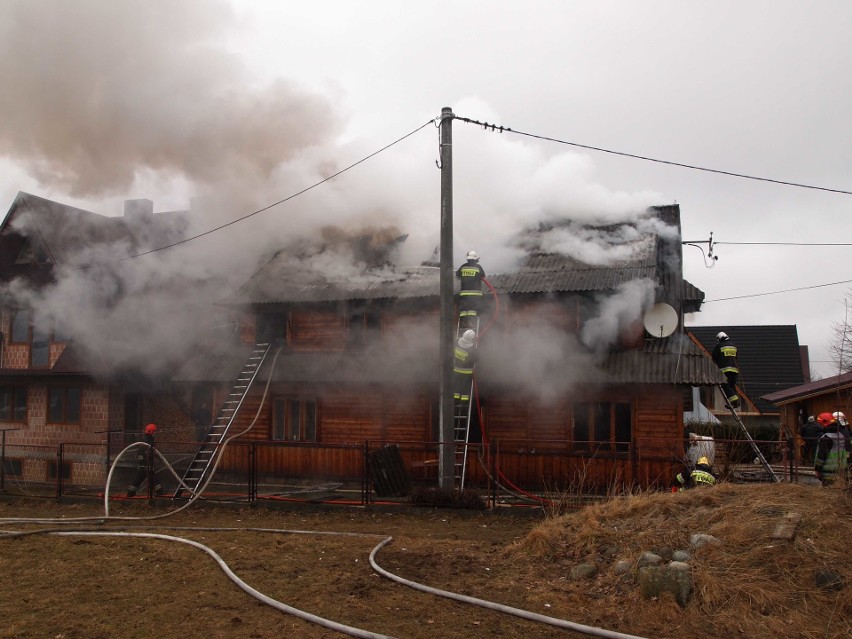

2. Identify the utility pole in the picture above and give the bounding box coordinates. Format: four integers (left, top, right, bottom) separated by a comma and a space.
438, 107, 455, 489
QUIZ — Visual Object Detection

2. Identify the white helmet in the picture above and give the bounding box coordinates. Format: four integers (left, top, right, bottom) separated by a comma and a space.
458, 329, 476, 349
716, 332, 728, 342
832, 411, 848, 426
466, 250, 479, 261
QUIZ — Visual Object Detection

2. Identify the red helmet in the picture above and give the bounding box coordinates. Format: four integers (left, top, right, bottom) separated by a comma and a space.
144, 423, 157, 435
816, 412, 835, 428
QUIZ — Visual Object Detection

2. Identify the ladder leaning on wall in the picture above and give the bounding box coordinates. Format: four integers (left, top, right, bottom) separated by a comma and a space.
173, 342, 272, 500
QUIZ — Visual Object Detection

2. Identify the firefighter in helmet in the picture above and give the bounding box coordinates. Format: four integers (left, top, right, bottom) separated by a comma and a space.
675, 456, 717, 490
127, 423, 165, 497
456, 251, 486, 328
712, 331, 740, 409
814, 412, 850, 486
453, 329, 477, 405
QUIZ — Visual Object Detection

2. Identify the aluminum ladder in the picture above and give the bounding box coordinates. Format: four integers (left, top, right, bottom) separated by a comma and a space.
453, 318, 479, 489
173, 342, 272, 499
722, 386, 780, 483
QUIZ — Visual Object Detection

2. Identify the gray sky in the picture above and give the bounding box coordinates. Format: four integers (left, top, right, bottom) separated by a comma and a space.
0, 1, 850, 379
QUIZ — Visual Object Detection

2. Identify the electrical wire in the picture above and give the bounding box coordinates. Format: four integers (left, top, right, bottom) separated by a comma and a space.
119, 119, 437, 261
704, 278, 852, 303
453, 115, 852, 196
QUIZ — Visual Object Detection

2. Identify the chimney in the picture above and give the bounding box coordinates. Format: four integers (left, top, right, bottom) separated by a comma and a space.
124, 199, 154, 222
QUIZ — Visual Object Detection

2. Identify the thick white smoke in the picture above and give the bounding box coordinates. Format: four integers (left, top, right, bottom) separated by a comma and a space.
0, 3, 671, 380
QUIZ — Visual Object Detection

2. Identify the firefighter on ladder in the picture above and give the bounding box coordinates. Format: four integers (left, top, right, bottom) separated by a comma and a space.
456, 250, 486, 329
453, 329, 477, 405
712, 331, 740, 410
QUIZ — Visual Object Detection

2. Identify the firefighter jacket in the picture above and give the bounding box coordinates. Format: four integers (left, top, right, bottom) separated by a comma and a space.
712, 339, 739, 374
453, 344, 476, 375
456, 260, 486, 297
814, 426, 851, 476
676, 463, 716, 489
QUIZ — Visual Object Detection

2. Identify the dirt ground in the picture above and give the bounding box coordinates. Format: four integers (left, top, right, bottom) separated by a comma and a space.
0, 482, 849, 639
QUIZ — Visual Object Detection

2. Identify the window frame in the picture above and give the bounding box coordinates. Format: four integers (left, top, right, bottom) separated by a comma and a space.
271, 397, 318, 442
572, 401, 633, 454
47, 386, 82, 424
11, 309, 30, 343
0, 385, 27, 422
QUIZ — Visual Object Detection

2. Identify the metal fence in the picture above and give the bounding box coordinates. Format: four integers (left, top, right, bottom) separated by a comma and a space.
0, 433, 803, 506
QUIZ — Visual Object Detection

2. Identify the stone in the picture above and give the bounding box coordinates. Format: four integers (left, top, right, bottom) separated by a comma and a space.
571, 563, 598, 580
689, 533, 721, 549
672, 550, 691, 562
815, 569, 844, 591
638, 562, 693, 607
613, 560, 632, 576
637, 551, 663, 568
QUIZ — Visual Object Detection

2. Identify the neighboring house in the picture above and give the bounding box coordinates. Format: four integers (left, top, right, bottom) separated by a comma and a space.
0, 193, 197, 487
177, 204, 724, 492
687, 325, 806, 427
762, 371, 852, 463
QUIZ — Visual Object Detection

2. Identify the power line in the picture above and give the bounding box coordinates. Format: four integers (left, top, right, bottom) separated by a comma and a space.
454, 115, 852, 196
121, 118, 437, 261
716, 241, 852, 246
704, 278, 852, 303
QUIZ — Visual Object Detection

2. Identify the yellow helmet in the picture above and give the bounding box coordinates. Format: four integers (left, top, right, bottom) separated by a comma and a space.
697, 456, 710, 466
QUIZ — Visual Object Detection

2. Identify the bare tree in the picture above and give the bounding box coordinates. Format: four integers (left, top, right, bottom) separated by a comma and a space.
827, 295, 852, 375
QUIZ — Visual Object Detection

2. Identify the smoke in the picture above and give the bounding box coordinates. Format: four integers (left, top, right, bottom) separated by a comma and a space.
0, 1, 338, 199
0, 4, 674, 381
580, 278, 656, 353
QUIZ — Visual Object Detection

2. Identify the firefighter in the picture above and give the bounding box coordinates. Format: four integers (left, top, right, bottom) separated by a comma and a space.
800, 415, 821, 462
814, 412, 850, 486
127, 423, 164, 497
675, 456, 717, 490
712, 331, 740, 409
456, 251, 486, 328
452, 329, 477, 405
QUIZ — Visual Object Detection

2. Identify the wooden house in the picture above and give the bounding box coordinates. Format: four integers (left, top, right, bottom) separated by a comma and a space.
763, 371, 852, 464
178, 204, 725, 492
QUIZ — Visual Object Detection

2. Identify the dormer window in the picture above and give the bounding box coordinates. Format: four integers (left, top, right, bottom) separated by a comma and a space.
14, 240, 49, 265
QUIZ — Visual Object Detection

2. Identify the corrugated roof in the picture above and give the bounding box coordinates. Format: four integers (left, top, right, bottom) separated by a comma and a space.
687, 325, 805, 413
234, 235, 660, 305
763, 370, 852, 405
174, 333, 722, 387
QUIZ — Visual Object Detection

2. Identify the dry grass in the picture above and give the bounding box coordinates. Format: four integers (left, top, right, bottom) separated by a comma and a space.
513, 481, 851, 638
0, 482, 849, 639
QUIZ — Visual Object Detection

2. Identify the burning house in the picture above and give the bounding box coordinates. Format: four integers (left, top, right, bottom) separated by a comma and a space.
0, 192, 724, 498
175, 203, 724, 495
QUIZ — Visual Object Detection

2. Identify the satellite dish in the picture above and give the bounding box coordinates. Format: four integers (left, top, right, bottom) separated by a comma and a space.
643, 303, 678, 338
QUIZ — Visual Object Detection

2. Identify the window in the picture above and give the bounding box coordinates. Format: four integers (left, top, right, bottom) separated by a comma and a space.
48, 387, 81, 424
272, 398, 317, 441
47, 460, 72, 481
11, 310, 29, 342
2, 459, 22, 476
14, 240, 48, 265
573, 401, 633, 453
31, 314, 50, 367
0, 386, 27, 422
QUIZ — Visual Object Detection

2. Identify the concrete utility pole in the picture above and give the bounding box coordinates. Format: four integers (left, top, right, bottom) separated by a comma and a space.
438, 107, 455, 489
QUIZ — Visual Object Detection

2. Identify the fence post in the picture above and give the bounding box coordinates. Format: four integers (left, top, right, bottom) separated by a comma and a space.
363, 441, 370, 505
56, 443, 64, 501
249, 442, 257, 504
